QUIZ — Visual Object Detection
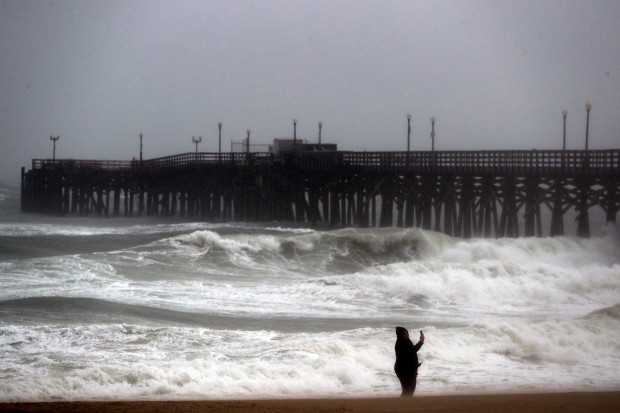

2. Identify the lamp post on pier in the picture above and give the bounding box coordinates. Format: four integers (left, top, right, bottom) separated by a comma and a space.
406, 114, 412, 168
50, 135, 59, 161
218, 122, 222, 157
293, 118, 298, 150
192, 135, 202, 153
584, 102, 591, 151
139, 133, 143, 165
430, 117, 436, 152
561, 110, 568, 169
562, 110, 568, 151
318, 121, 323, 144
406, 113, 411, 153
246, 130, 251, 153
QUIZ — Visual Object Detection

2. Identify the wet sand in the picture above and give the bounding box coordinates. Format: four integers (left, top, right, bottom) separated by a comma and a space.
2, 392, 619, 413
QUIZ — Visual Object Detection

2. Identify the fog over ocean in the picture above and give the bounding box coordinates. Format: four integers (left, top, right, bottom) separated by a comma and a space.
1, 183, 619, 401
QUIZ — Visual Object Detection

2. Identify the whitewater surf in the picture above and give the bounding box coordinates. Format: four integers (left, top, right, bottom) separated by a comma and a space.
0, 184, 619, 401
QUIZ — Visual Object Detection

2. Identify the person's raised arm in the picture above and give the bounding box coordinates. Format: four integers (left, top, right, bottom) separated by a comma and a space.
413, 331, 424, 351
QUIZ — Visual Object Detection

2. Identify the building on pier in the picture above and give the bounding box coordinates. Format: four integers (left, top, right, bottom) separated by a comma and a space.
272, 138, 337, 154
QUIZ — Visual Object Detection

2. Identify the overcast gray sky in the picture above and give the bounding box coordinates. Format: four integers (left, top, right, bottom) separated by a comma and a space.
1, 0, 619, 184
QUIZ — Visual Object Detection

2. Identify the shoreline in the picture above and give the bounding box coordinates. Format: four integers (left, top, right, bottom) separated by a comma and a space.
2, 391, 620, 413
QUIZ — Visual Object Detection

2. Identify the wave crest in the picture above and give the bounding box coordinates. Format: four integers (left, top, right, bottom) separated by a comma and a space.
586, 303, 620, 320
168, 228, 451, 274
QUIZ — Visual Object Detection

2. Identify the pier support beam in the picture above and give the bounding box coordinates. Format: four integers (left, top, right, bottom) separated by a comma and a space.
549, 178, 565, 236
576, 178, 590, 238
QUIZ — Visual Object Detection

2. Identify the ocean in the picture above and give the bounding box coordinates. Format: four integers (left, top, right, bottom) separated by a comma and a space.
0, 183, 619, 401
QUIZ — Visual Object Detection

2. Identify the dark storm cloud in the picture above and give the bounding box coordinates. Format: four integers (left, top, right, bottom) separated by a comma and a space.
1, 0, 619, 184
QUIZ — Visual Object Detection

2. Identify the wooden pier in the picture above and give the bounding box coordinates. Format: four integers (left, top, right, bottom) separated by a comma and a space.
21, 150, 620, 237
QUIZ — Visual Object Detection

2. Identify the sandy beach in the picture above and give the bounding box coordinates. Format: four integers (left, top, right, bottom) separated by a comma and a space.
2, 392, 619, 413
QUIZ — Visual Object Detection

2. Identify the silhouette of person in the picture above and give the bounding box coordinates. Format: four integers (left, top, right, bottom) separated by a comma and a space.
394, 327, 424, 396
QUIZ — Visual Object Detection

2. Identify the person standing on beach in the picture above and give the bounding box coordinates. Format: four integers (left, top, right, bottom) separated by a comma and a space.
394, 327, 424, 396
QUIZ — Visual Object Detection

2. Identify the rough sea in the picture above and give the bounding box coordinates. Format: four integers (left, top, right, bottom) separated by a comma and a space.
1, 183, 619, 401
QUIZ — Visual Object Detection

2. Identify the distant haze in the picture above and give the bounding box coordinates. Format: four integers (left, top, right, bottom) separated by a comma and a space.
1, 0, 619, 184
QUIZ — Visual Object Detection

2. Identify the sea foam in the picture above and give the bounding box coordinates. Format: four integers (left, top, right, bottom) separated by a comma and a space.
1, 221, 619, 401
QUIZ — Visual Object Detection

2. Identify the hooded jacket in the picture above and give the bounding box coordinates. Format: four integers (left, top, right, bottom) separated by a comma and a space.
394, 327, 423, 377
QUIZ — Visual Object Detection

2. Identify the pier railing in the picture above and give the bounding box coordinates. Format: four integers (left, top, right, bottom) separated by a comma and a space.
32, 149, 620, 175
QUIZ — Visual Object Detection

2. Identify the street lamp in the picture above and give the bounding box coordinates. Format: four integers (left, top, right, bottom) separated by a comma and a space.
192, 135, 202, 153
430, 117, 436, 152
406, 113, 411, 153
246, 129, 251, 153
562, 110, 568, 150
139, 133, 143, 163
50, 135, 59, 161
218, 122, 222, 156
585, 101, 592, 151
293, 118, 298, 150
318, 121, 323, 144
